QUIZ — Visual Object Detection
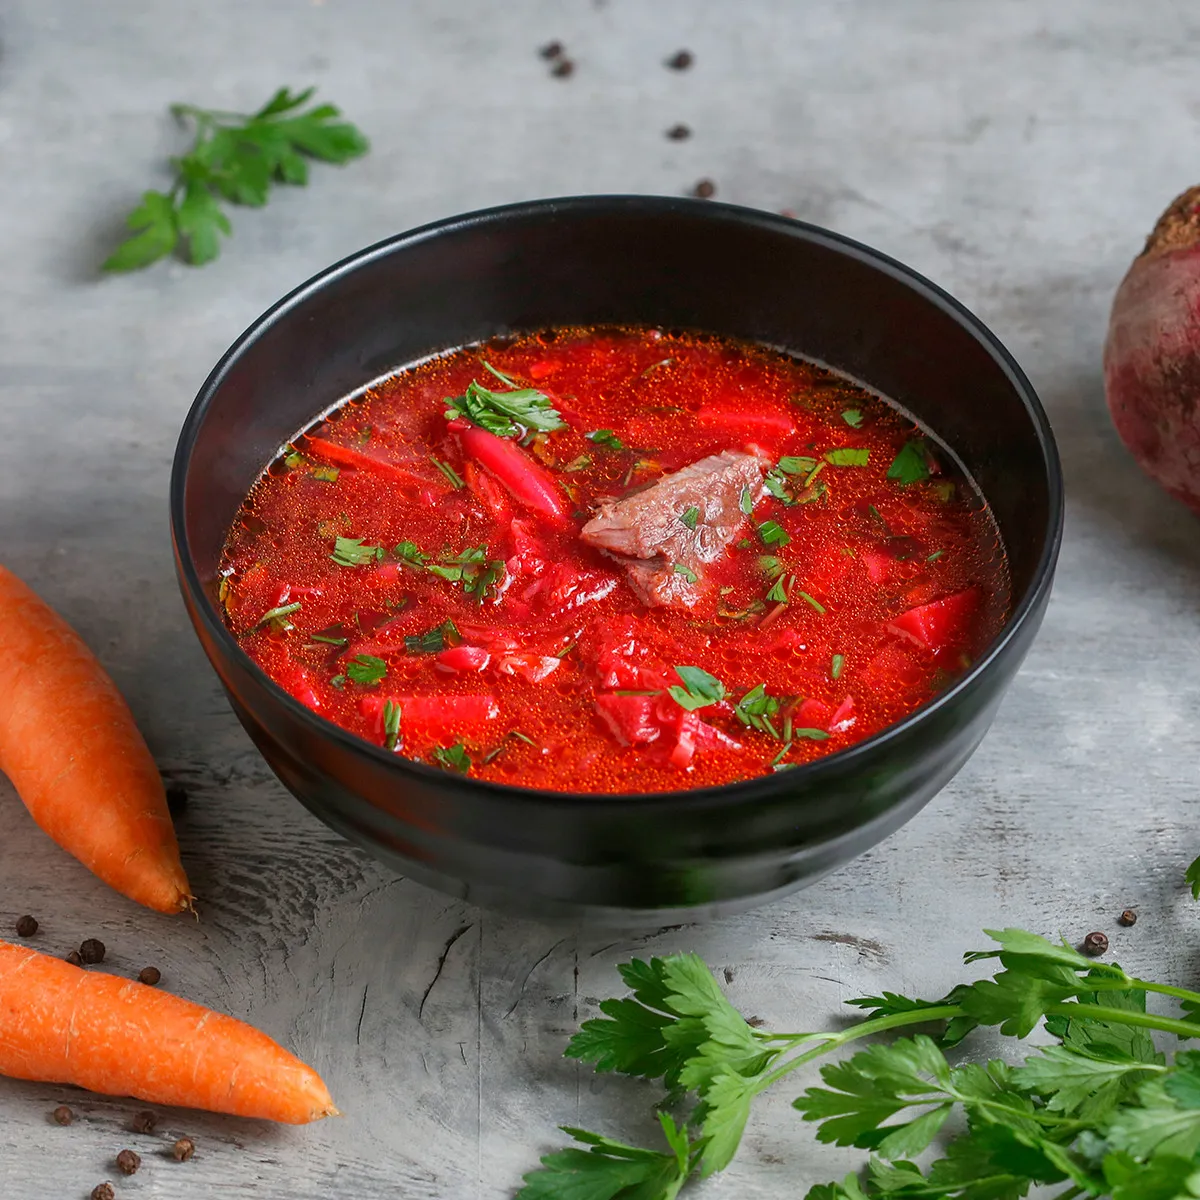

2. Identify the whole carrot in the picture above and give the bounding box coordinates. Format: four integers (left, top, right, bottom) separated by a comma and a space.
0, 941, 337, 1122
0, 565, 191, 912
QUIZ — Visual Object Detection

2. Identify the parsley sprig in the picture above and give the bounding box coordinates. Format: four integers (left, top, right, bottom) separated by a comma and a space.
444, 362, 565, 438
103, 87, 369, 271
520, 919, 1200, 1200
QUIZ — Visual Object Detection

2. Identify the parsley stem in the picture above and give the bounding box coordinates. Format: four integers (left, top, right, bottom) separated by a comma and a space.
755, 996, 1199, 1101
1111, 976, 1200, 1008
753, 1004, 963, 1090
1041, 1001, 1200, 1040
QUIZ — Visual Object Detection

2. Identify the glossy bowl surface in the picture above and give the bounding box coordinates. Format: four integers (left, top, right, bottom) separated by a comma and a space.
171, 196, 1063, 923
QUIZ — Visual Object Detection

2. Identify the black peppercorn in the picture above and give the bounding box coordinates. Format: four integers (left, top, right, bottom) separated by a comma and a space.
1118, 909, 1137, 927
131, 1110, 157, 1134
693, 179, 716, 199
116, 1148, 141, 1176
15, 914, 38, 938
666, 123, 692, 141
52, 1104, 74, 1126
65, 950, 84, 967
666, 49, 694, 70
1082, 931, 1109, 956
539, 40, 564, 60
551, 58, 575, 78
138, 966, 162, 986
79, 938, 106, 965
91, 1185, 114, 1200
173, 1136, 196, 1162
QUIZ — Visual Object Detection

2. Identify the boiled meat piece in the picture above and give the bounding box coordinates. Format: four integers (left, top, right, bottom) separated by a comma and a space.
580, 450, 767, 608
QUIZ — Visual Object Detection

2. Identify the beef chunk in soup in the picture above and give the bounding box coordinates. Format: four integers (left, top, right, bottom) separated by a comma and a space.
579, 450, 768, 607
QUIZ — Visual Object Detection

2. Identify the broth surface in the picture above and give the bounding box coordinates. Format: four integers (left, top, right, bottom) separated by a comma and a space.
219, 327, 1009, 793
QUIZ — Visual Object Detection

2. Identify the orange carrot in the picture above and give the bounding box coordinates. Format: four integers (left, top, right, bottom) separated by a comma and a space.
0, 565, 191, 913
0, 941, 336, 1122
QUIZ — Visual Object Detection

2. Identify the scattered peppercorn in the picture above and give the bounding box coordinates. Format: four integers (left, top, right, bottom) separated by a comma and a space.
65, 950, 84, 967
693, 179, 716, 199
116, 1148, 141, 1176
666, 123, 692, 141
90, 1185, 114, 1200
52, 1105, 74, 1126
173, 1136, 196, 1162
79, 938, 106, 965
551, 58, 575, 78
131, 1110, 157, 1134
165, 781, 189, 815
1119, 908, 1138, 927
1082, 931, 1109, 956
15, 914, 38, 937
666, 49, 694, 70
138, 966, 161, 987
539, 40, 564, 60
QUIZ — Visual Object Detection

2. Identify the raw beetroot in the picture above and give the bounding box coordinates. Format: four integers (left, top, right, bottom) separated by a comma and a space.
1104, 185, 1200, 513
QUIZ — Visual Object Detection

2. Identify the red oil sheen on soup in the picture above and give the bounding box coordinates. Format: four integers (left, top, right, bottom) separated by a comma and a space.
218, 327, 1009, 794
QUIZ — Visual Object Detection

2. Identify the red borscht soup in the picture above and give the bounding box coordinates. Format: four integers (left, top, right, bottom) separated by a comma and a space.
218, 327, 1009, 793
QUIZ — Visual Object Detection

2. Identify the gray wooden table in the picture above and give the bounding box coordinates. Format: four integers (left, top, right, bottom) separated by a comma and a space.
3, 1, 1199, 1196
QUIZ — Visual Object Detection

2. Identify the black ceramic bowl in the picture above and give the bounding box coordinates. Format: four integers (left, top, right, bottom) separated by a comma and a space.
171, 196, 1062, 924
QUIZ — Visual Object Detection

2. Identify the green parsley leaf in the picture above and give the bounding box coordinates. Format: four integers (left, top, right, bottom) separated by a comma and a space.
887, 439, 933, 485
309, 631, 348, 647
757, 520, 790, 547
254, 600, 301, 630
587, 429, 626, 450
793, 727, 831, 740
393, 541, 428, 569
444, 364, 565, 438
841, 409, 864, 428
432, 743, 472, 774
927, 549, 945, 563
382, 699, 401, 752
345, 654, 387, 686
739, 486, 754, 516
1188, 855, 1200, 900
331, 536, 384, 567
831, 653, 845, 680
310, 464, 340, 482
430, 456, 465, 489
673, 563, 699, 584
766, 575, 791, 604
734, 684, 788, 740
101, 191, 179, 272
764, 469, 797, 506
824, 448, 870, 467
679, 505, 700, 530
516, 1113, 693, 1200
404, 619, 461, 655
104, 88, 368, 271
777, 456, 818, 475
668, 665, 725, 711
464, 559, 506, 602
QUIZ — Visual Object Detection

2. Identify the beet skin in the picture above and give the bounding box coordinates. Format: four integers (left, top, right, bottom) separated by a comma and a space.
1104, 184, 1200, 514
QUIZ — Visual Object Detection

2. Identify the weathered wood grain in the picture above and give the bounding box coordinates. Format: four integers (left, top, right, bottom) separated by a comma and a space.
4, 0, 1200, 1196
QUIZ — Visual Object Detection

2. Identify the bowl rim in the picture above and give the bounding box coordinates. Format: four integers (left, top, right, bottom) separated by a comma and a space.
170, 193, 1065, 810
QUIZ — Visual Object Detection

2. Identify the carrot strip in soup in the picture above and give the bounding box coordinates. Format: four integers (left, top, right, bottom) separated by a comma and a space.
301, 436, 441, 490
0, 565, 191, 913
451, 420, 573, 527
0, 941, 336, 1123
